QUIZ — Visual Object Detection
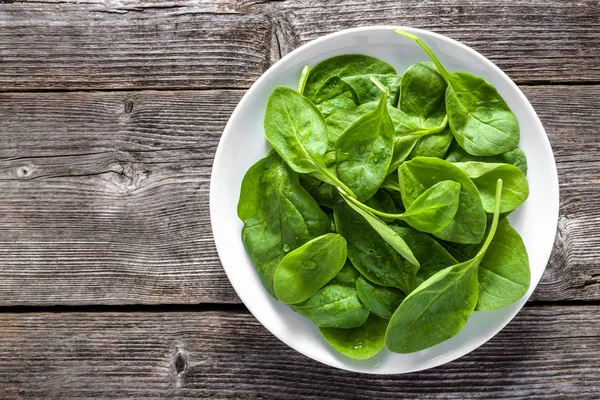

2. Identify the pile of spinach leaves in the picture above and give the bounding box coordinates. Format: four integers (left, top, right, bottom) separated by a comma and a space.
237, 30, 531, 359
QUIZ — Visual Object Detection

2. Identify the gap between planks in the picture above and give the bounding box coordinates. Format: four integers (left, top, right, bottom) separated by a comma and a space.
2, 299, 600, 314
0, 81, 599, 94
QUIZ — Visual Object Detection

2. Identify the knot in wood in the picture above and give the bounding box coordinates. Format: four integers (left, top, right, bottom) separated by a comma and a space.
105, 161, 146, 194
124, 99, 134, 114
174, 351, 187, 375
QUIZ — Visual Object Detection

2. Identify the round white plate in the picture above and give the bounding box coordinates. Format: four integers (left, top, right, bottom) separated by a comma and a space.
210, 26, 559, 374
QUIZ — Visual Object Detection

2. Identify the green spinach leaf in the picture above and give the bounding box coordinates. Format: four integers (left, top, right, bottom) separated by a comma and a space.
274, 233, 347, 304
333, 196, 416, 293
399, 62, 447, 121
339, 188, 420, 270
342, 180, 462, 235
320, 314, 388, 359
336, 78, 395, 201
341, 73, 401, 105
304, 55, 396, 104
389, 226, 458, 284
398, 157, 487, 243
297, 65, 311, 95
264, 85, 356, 197
445, 141, 528, 174
453, 161, 529, 213
396, 180, 461, 232
299, 174, 336, 209
325, 99, 447, 173
408, 125, 454, 160
237, 152, 331, 296
331, 260, 361, 286
291, 284, 370, 328
462, 218, 531, 311
396, 30, 520, 157
397, 61, 453, 161
317, 91, 357, 118
356, 276, 405, 319
386, 179, 504, 353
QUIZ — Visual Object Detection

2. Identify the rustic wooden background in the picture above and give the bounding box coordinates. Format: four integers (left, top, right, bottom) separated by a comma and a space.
0, 0, 599, 398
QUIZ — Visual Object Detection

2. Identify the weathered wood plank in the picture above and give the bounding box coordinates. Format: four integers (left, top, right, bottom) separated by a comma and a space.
0, 3, 274, 90
525, 85, 600, 301
0, 85, 598, 306
0, 90, 242, 305
0, 306, 598, 398
265, 0, 600, 84
0, 0, 599, 90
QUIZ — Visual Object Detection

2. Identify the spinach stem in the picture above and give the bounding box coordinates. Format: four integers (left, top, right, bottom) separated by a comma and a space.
381, 176, 401, 192
394, 29, 450, 80
297, 65, 311, 94
321, 167, 357, 199
475, 178, 503, 260
370, 76, 389, 94
411, 115, 448, 137
339, 188, 404, 220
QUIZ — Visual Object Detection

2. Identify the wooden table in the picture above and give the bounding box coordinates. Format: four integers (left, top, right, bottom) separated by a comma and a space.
0, 1, 599, 398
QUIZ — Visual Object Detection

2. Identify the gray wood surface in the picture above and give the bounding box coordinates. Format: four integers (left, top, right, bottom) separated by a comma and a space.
1, 306, 599, 399
0, 0, 598, 90
0, 86, 598, 305
0, 0, 599, 397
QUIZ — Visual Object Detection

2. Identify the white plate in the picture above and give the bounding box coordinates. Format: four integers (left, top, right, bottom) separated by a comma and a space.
210, 26, 559, 374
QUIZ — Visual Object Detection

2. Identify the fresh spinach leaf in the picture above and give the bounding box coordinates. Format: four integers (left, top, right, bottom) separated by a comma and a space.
356, 276, 405, 319
237, 152, 331, 297
320, 314, 388, 359
407, 125, 454, 160
299, 174, 336, 209
389, 226, 458, 284
388, 75, 403, 107
396, 180, 461, 232
339, 188, 420, 270
382, 174, 401, 192
264, 85, 357, 197
336, 78, 395, 201
297, 65, 311, 95
400, 62, 447, 121
453, 161, 529, 213
398, 157, 487, 244
342, 180, 462, 235
274, 233, 348, 304
341, 73, 401, 105
365, 188, 399, 223
396, 30, 520, 157
388, 116, 448, 174
325, 99, 447, 174
397, 61, 453, 161
386, 179, 504, 353
461, 218, 531, 311
331, 260, 361, 286
291, 284, 370, 329
333, 195, 416, 293
445, 141, 528, 174
317, 91, 357, 118
304, 55, 396, 105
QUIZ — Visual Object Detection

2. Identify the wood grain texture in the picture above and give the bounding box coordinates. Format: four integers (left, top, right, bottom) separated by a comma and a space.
0, 0, 599, 90
525, 85, 600, 302
265, 0, 600, 84
0, 90, 242, 305
0, 306, 599, 399
0, 85, 598, 305
0, 3, 274, 90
